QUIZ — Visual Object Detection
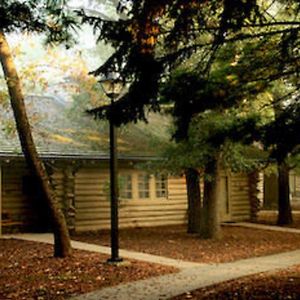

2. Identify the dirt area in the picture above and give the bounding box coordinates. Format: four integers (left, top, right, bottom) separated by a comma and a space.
173, 265, 300, 299
72, 225, 300, 263
0, 239, 177, 300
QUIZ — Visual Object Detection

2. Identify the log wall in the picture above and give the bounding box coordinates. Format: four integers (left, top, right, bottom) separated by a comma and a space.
1, 160, 252, 233
74, 167, 188, 231
74, 168, 252, 231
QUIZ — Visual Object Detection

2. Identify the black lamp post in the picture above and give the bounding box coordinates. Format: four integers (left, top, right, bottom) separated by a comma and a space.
99, 73, 123, 263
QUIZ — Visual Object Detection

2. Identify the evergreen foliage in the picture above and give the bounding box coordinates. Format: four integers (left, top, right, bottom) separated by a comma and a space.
84, 0, 300, 175
84, 1, 300, 129
0, 0, 78, 47
264, 101, 300, 163
81, 0, 300, 234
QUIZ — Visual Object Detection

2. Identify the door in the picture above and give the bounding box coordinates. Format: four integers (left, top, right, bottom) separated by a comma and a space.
219, 175, 231, 222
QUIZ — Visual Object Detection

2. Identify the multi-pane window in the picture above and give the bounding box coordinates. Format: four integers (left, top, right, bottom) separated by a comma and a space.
155, 174, 168, 198
119, 174, 132, 199
138, 174, 150, 198
117, 172, 168, 201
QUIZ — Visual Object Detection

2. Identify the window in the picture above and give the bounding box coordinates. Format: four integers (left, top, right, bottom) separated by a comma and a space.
138, 174, 150, 198
155, 174, 168, 198
119, 174, 132, 199
118, 172, 169, 201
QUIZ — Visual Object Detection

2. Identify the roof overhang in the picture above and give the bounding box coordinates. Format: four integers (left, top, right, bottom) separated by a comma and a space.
0, 151, 161, 163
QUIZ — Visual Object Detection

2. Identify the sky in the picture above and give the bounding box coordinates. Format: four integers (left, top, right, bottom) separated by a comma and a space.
68, 0, 119, 20
3, 1, 116, 104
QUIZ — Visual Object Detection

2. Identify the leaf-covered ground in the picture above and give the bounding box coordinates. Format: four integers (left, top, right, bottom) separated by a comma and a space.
3, 225, 300, 299
0, 239, 177, 300
73, 225, 300, 263
172, 266, 300, 299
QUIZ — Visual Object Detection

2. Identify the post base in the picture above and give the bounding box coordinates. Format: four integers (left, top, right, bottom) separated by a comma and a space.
106, 257, 123, 265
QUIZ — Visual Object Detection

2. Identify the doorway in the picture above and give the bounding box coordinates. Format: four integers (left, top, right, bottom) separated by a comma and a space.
219, 175, 231, 222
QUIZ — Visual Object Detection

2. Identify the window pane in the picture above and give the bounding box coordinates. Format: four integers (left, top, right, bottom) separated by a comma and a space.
138, 174, 150, 198
155, 174, 168, 198
119, 174, 132, 199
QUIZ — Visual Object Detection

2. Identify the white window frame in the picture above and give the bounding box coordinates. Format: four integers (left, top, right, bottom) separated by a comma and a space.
118, 171, 169, 201
138, 173, 151, 199
119, 173, 133, 200
155, 174, 168, 199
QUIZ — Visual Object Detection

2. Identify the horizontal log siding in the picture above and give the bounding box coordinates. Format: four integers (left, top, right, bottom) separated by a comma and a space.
51, 170, 65, 210
74, 168, 109, 231
74, 168, 188, 231
1, 161, 252, 232
229, 173, 251, 221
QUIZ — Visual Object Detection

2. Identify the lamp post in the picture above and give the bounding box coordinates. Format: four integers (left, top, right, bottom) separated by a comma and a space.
99, 73, 123, 263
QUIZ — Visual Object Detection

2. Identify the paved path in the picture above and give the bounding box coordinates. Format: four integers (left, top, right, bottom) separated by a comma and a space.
3, 222, 300, 300
226, 222, 300, 234
70, 250, 300, 300
2, 233, 202, 269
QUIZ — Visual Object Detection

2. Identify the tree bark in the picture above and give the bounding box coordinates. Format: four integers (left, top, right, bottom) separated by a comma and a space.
200, 155, 222, 239
249, 171, 260, 222
0, 30, 72, 257
277, 160, 293, 225
185, 168, 201, 233
273, 98, 293, 226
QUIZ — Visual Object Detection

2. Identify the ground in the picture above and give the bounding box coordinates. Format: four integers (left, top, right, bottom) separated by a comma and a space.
72, 225, 300, 263
172, 266, 300, 300
72, 224, 300, 299
2, 224, 300, 299
0, 239, 176, 300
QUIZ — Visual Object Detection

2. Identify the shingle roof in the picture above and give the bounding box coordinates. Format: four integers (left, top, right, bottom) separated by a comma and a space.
0, 95, 171, 161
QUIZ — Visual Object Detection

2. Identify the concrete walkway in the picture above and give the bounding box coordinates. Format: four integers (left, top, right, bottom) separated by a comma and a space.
2, 233, 202, 269
3, 222, 300, 300
70, 250, 300, 300
226, 221, 300, 234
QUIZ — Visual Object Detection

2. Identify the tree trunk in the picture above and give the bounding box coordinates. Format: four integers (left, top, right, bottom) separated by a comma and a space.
185, 168, 201, 233
273, 98, 293, 226
0, 30, 72, 257
277, 160, 293, 225
200, 155, 222, 239
249, 171, 261, 222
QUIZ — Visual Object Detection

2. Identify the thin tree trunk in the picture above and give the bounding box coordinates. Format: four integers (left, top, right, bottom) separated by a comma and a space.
273, 98, 293, 226
185, 168, 201, 233
249, 171, 260, 222
277, 160, 293, 225
0, 30, 72, 257
200, 155, 222, 239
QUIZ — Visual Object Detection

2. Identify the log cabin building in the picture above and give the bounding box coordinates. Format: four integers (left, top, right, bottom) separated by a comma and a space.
0, 96, 259, 234
0, 151, 258, 234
